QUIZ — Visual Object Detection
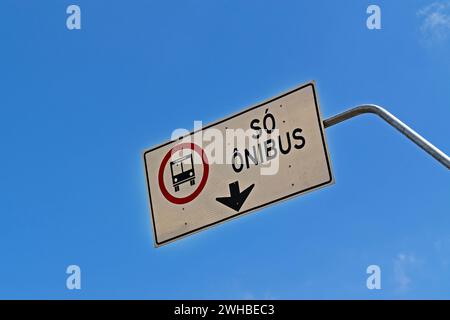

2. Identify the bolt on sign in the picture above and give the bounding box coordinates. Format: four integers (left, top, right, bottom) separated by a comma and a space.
143, 82, 334, 246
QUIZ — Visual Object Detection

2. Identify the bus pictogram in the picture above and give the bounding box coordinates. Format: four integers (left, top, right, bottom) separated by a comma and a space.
170, 154, 196, 192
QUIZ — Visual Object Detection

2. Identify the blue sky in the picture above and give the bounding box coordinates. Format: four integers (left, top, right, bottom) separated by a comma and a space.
0, 0, 449, 299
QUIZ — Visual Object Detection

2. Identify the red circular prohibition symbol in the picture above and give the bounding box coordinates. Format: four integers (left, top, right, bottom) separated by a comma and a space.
158, 143, 209, 205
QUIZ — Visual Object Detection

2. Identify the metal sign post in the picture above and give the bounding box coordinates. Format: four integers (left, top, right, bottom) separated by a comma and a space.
323, 104, 450, 170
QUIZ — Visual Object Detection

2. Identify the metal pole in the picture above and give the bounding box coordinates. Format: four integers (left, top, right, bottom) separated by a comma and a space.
323, 104, 450, 170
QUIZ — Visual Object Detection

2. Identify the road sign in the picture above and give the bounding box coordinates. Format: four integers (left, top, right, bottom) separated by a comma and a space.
144, 82, 334, 246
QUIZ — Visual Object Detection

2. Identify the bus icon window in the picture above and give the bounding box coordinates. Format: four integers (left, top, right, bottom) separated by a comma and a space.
170, 153, 196, 192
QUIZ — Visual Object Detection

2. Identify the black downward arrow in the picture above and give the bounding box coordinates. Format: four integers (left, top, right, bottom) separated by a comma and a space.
216, 181, 255, 212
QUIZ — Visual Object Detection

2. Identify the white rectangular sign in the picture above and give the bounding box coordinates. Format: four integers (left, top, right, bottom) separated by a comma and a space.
144, 82, 334, 246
